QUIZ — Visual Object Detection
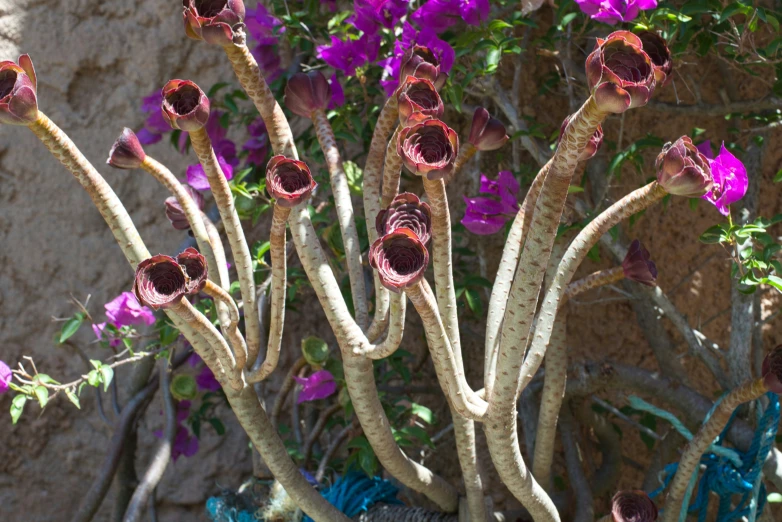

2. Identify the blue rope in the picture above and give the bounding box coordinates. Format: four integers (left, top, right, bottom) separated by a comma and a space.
302, 471, 401, 522
646, 393, 779, 521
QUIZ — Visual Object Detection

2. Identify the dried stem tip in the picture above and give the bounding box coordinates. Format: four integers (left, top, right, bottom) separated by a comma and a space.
177, 247, 208, 294
397, 119, 459, 181
133, 255, 188, 310
369, 229, 429, 293
655, 136, 713, 197
611, 490, 658, 522
397, 76, 443, 127
161, 79, 210, 132
284, 71, 330, 119
376, 192, 432, 245
183, 0, 246, 46
762, 345, 782, 394
107, 128, 146, 169
0, 54, 38, 125
265, 155, 316, 207
622, 239, 657, 286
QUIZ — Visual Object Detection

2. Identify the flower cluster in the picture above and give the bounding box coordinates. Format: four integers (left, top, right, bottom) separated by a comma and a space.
462, 171, 520, 235
91, 292, 156, 348
154, 399, 199, 461
133, 249, 207, 310
697, 141, 748, 217
0, 360, 12, 394
575, 0, 658, 25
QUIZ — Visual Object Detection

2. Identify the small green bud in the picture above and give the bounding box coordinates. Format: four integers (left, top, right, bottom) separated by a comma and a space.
302, 336, 329, 367
170, 374, 197, 401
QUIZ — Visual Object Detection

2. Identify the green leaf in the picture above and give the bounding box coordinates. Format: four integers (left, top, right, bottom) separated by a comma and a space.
769, 492, 782, 503
87, 370, 101, 388
208, 418, 226, 436
34, 385, 49, 408
567, 185, 584, 194
489, 19, 513, 31
411, 403, 434, 424
774, 170, 782, 183
100, 366, 114, 392
11, 395, 27, 424
59, 312, 85, 344
400, 425, 434, 448
343, 160, 364, 195
65, 389, 81, 409
699, 225, 728, 244
763, 275, 782, 293
464, 288, 483, 317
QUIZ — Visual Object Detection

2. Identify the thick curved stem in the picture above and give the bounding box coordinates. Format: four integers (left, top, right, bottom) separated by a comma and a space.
661, 378, 768, 521
140, 155, 230, 331
312, 109, 368, 330
189, 127, 257, 369
355, 292, 406, 360
202, 280, 248, 371
484, 160, 549, 398
564, 267, 624, 300
247, 204, 290, 383
381, 126, 403, 208
450, 142, 476, 177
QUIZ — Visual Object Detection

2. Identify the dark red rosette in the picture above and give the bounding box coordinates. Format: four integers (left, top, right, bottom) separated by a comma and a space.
183, 0, 246, 46
397, 76, 443, 127
284, 71, 330, 119
177, 247, 208, 294
611, 490, 658, 522
655, 136, 713, 197
468, 107, 508, 152
161, 79, 210, 132
265, 155, 316, 207
397, 119, 459, 181
369, 229, 429, 293
399, 45, 447, 90
133, 255, 188, 310
0, 54, 38, 126
638, 31, 672, 86
376, 192, 432, 245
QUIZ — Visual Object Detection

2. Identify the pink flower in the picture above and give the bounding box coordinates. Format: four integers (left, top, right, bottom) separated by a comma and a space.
155, 400, 199, 461
695, 139, 714, 159
574, 0, 658, 25
328, 74, 345, 109
104, 292, 156, 328
186, 155, 234, 191
701, 143, 748, 217
92, 322, 121, 348
462, 171, 520, 235
0, 360, 12, 394
196, 366, 221, 392
351, 0, 409, 34
293, 370, 337, 403
317, 33, 381, 76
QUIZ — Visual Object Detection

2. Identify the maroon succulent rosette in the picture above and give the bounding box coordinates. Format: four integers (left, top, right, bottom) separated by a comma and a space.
610, 490, 658, 522
397, 76, 444, 127
397, 119, 459, 181
369, 229, 429, 293
183, 0, 246, 46
0, 54, 38, 126
265, 155, 316, 207
762, 346, 782, 394
165, 185, 205, 231
468, 107, 508, 152
376, 192, 432, 245
133, 255, 188, 310
399, 45, 447, 90
559, 114, 603, 161
177, 247, 208, 294
107, 128, 147, 169
586, 31, 656, 113
622, 239, 657, 286
161, 79, 210, 132
638, 31, 672, 86
284, 71, 331, 119
655, 136, 713, 197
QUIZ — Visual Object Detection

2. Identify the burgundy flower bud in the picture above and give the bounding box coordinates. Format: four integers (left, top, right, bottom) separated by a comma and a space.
762, 346, 782, 394
468, 107, 509, 152
655, 136, 713, 197
559, 115, 603, 161
161, 79, 210, 132
399, 45, 447, 91
622, 239, 657, 286
397, 119, 459, 181
376, 192, 432, 245
638, 31, 672, 87
284, 71, 330, 119
133, 255, 188, 310
397, 76, 444, 127
183, 0, 246, 46
369, 229, 429, 293
107, 128, 147, 169
265, 155, 316, 207
0, 54, 38, 126
177, 247, 208, 294
585, 31, 656, 113
165, 185, 205, 231
610, 490, 658, 522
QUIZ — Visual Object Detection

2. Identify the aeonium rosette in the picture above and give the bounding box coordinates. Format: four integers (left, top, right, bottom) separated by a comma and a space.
762, 346, 782, 394
183, 0, 246, 46
655, 136, 713, 197
397, 76, 444, 127
177, 247, 208, 294
369, 229, 429, 293
161, 79, 210, 132
165, 184, 206, 231
586, 31, 656, 113
376, 192, 433, 245
559, 114, 603, 161
265, 155, 316, 207
399, 44, 447, 90
622, 239, 657, 286
284, 71, 330, 119
638, 31, 672, 86
397, 119, 459, 181
468, 107, 509, 152
107, 128, 147, 169
610, 490, 658, 522
0, 54, 38, 125
133, 255, 189, 310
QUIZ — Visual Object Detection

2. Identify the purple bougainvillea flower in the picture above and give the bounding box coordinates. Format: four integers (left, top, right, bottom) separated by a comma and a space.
462, 171, 520, 235
245, 3, 284, 45
196, 365, 222, 392
328, 74, 345, 109
243, 118, 270, 167
172, 426, 200, 461
351, 0, 409, 34
479, 171, 519, 206
186, 155, 234, 191
137, 91, 170, 145
0, 360, 11, 394
380, 24, 454, 95
411, 0, 460, 32
702, 143, 748, 217
293, 370, 337, 403
317, 33, 381, 76
695, 139, 714, 160
251, 43, 283, 82
459, 0, 490, 25
105, 292, 156, 328
401, 23, 454, 73
575, 0, 658, 25
92, 322, 121, 348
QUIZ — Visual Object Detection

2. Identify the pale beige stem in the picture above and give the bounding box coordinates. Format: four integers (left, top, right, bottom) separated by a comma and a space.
662, 378, 768, 521
189, 127, 260, 368
354, 292, 406, 360
247, 204, 290, 383
450, 142, 476, 178
140, 155, 230, 332
381, 126, 403, 208
564, 267, 624, 301
312, 109, 368, 330
202, 280, 248, 371
200, 212, 231, 297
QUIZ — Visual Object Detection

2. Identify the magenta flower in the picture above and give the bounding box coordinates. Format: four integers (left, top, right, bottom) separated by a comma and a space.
317, 33, 381, 76
245, 3, 284, 45
105, 292, 156, 328
243, 118, 270, 167
574, 0, 658, 25
329, 74, 345, 109
411, 0, 460, 33
293, 370, 337, 403
137, 91, 171, 145
186, 155, 234, 191
695, 139, 713, 159
92, 322, 121, 348
0, 360, 12, 394
351, 0, 409, 34
701, 143, 748, 217
155, 400, 199, 461
462, 171, 520, 235
196, 366, 221, 392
